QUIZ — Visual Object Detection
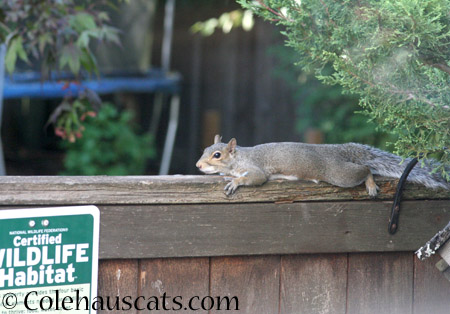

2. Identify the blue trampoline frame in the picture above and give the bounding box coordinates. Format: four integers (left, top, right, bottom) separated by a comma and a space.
3, 70, 181, 99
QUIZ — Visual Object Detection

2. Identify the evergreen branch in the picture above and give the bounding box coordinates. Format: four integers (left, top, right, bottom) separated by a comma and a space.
243, 0, 450, 177
419, 53, 450, 76
318, 0, 336, 27
425, 62, 450, 76
254, 0, 293, 22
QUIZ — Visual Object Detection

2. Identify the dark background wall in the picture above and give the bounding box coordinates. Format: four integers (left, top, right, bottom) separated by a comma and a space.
153, 1, 298, 174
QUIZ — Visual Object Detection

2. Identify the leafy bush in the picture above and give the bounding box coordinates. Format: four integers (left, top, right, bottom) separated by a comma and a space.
62, 103, 155, 175
0, 0, 119, 75
239, 0, 450, 179
1, 0, 120, 141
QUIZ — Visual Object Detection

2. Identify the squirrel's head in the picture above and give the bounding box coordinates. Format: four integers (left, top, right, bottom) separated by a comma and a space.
196, 135, 237, 174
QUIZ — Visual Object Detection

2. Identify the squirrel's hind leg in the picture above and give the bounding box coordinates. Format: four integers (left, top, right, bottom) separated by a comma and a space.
326, 163, 379, 197
364, 172, 379, 197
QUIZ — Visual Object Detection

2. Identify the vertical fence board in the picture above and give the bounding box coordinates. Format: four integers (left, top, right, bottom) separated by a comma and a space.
234, 24, 255, 145
347, 252, 413, 314
97, 259, 139, 314
280, 254, 347, 314
218, 31, 239, 142
210, 255, 280, 314
139, 258, 209, 314
253, 21, 276, 145
413, 254, 450, 314
253, 22, 298, 144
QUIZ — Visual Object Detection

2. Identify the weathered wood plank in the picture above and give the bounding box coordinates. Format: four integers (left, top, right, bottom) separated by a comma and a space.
414, 254, 450, 314
139, 258, 209, 313
97, 260, 139, 314
347, 252, 413, 314
1, 201, 447, 259
210, 256, 279, 314
79, 200, 450, 258
280, 254, 347, 314
0, 175, 447, 205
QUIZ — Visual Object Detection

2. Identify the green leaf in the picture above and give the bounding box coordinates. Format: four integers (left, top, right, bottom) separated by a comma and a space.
98, 12, 110, 22
38, 33, 53, 54
102, 26, 121, 45
69, 13, 97, 33
5, 39, 18, 73
76, 31, 90, 48
5, 36, 28, 73
79, 48, 99, 76
59, 45, 81, 74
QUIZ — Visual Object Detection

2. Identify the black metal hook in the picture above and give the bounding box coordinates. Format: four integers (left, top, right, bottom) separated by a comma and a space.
388, 157, 419, 234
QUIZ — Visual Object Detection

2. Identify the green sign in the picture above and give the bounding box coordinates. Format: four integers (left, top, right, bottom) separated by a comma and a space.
0, 206, 99, 313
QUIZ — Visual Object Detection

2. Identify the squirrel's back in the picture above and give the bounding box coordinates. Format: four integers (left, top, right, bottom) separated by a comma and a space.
245, 142, 449, 190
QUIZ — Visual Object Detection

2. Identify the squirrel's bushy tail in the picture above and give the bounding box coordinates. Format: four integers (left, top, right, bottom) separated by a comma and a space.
350, 144, 449, 190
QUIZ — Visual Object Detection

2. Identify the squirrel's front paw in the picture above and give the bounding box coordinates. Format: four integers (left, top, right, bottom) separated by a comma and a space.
224, 180, 239, 195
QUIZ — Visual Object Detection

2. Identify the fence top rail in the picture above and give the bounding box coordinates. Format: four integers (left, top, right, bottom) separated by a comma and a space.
0, 175, 448, 205
0, 175, 449, 258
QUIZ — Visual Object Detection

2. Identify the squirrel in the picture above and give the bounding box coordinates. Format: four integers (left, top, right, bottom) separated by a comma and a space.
196, 135, 450, 196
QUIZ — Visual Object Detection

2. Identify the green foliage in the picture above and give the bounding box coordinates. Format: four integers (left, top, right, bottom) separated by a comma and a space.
239, 0, 450, 179
191, 9, 254, 36
62, 103, 155, 175
296, 79, 395, 148
0, 0, 119, 75
1, 0, 121, 143
5, 35, 28, 73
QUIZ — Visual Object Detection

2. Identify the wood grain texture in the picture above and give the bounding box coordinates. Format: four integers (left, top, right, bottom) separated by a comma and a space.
139, 258, 209, 313
97, 259, 139, 314
93, 200, 449, 259
0, 175, 448, 205
413, 254, 450, 314
1, 200, 447, 259
210, 256, 280, 314
347, 252, 413, 314
280, 254, 347, 314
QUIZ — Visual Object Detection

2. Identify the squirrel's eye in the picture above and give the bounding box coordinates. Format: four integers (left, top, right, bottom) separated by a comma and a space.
213, 152, 221, 159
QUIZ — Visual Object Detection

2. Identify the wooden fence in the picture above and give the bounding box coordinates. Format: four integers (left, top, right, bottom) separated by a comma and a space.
1, 175, 449, 313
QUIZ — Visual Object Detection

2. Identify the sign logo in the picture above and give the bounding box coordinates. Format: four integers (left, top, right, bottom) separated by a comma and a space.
0, 206, 99, 313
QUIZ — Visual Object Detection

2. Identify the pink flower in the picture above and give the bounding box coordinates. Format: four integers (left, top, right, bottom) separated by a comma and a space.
54, 127, 67, 139
81, 111, 97, 121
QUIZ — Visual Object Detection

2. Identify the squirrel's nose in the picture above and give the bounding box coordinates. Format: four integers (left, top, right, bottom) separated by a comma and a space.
196, 162, 202, 169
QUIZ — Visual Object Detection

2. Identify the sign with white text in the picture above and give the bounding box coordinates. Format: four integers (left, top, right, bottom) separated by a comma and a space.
0, 206, 99, 313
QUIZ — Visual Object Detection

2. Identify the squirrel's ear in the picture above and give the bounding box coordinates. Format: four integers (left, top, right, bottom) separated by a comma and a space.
227, 138, 237, 153
214, 134, 222, 144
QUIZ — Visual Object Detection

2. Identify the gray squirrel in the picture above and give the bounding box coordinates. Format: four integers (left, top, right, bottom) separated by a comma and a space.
196, 135, 449, 196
